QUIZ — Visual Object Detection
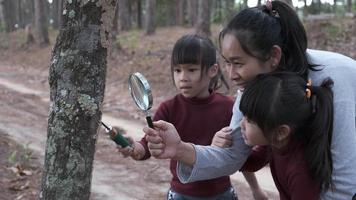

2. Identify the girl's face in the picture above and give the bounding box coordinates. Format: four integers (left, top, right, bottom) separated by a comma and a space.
173, 64, 216, 99
221, 34, 276, 90
240, 116, 269, 146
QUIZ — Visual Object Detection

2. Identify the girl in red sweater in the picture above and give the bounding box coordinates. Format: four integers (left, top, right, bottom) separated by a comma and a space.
239, 72, 334, 199
117, 34, 266, 199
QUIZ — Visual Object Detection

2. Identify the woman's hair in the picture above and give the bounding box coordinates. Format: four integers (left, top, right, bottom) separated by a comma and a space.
171, 34, 229, 91
219, 1, 316, 80
240, 72, 334, 191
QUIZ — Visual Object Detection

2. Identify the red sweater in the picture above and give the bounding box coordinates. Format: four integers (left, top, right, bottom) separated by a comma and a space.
242, 142, 320, 200
139, 92, 234, 197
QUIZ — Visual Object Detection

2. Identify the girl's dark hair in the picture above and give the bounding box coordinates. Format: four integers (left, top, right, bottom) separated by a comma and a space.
240, 72, 334, 191
171, 34, 229, 91
219, 1, 316, 80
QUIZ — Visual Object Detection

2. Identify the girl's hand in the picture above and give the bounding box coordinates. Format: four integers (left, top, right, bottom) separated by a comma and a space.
211, 127, 233, 147
116, 136, 135, 157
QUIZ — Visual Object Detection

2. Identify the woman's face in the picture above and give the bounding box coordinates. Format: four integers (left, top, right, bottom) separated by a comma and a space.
221, 34, 275, 90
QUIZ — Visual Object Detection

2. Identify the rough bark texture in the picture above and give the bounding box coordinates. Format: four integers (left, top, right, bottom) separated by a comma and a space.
34, 0, 49, 46
39, 0, 117, 199
145, 0, 155, 35
196, 0, 211, 37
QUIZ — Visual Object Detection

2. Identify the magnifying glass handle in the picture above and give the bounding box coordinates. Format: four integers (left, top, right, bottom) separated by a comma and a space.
146, 116, 154, 129
101, 122, 131, 147
111, 132, 131, 148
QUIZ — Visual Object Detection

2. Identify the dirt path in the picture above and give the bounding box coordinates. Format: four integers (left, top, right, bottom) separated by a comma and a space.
0, 75, 278, 199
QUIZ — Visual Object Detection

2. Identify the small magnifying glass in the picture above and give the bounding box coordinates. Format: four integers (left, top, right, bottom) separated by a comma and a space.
128, 72, 154, 128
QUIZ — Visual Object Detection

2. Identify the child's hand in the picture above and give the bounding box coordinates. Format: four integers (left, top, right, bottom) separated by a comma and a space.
116, 136, 135, 157
211, 127, 233, 147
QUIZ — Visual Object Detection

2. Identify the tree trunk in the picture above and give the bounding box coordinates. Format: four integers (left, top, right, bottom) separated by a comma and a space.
34, 0, 49, 46
136, 0, 142, 28
23, 0, 35, 28
52, 0, 58, 28
167, 0, 176, 26
57, 0, 63, 28
145, 0, 155, 35
242, 0, 248, 9
39, 0, 117, 199
119, 0, 131, 31
195, 0, 211, 37
2, 0, 17, 32
187, 0, 197, 27
176, 0, 184, 26
346, 0, 352, 12
225, 0, 235, 25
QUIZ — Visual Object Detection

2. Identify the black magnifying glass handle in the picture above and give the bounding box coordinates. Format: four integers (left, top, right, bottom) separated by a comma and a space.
146, 116, 154, 129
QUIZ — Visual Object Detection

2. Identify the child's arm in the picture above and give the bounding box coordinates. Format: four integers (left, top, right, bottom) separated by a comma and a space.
117, 139, 146, 160
243, 172, 268, 200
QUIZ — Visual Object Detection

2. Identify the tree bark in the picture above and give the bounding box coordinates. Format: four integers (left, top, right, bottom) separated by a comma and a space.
187, 0, 197, 27
39, 0, 117, 199
195, 0, 211, 37
145, 0, 155, 35
119, 0, 131, 31
34, 0, 49, 46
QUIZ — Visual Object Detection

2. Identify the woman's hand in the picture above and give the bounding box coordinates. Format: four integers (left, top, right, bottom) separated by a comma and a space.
144, 120, 182, 159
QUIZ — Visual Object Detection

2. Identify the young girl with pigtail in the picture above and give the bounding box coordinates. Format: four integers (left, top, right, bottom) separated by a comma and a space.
239, 72, 333, 199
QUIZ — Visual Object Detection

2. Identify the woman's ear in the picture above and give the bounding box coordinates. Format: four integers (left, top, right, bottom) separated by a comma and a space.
208, 64, 219, 78
276, 124, 291, 142
269, 45, 282, 71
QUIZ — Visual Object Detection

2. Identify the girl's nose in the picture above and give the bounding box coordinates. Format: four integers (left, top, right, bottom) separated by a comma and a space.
180, 71, 188, 81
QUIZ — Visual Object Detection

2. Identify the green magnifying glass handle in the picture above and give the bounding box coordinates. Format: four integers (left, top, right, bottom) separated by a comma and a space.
111, 132, 131, 148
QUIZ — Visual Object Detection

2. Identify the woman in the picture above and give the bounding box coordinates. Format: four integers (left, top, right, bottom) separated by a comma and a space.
144, 1, 356, 199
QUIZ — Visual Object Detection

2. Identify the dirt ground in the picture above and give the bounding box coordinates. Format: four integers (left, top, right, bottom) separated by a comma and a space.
0, 18, 355, 200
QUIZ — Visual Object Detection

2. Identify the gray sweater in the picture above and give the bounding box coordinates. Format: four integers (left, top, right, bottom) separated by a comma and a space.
177, 49, 356, 199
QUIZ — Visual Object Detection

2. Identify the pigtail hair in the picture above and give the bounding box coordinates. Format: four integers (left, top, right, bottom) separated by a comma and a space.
304, 78, 334, 191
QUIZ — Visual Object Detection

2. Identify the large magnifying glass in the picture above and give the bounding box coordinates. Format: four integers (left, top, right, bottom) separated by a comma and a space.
128, 72, 154, 128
